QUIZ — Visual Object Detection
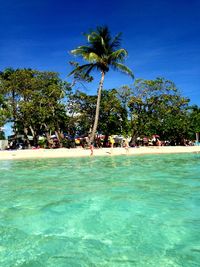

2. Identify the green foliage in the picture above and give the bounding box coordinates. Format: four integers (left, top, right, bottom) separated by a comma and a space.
0, 68, 69, 145
0, 70, 12, 126
0, 68, 199, 145
62, 138, 76, 148
187, 105, 200, 138
65, 89, 129, 137
127, 78, 191, 142
38, 138, 46, 148
66, 90, 96, 136
99, 89, 129, 135
0, 130, 5, 140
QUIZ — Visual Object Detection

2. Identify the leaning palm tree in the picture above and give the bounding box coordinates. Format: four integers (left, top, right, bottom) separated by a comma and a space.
70, 26, 134, 143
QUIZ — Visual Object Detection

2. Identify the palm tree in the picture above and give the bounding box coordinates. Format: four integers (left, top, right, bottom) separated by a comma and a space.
70, 26, 134, 143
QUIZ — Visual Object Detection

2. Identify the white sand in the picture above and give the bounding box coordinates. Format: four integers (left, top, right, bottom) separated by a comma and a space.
0, 146, 200, 160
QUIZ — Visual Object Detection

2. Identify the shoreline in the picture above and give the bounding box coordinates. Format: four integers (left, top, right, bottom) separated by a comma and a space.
0, 146, 200, 160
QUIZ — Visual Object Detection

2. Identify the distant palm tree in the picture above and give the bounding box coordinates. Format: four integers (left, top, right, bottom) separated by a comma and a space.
70, 26, 134, 143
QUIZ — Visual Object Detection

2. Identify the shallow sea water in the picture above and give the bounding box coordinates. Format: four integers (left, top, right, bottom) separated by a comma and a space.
0, 153, 200, 267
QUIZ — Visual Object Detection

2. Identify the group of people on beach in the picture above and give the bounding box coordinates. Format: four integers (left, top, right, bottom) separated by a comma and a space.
90, 136, 130, 156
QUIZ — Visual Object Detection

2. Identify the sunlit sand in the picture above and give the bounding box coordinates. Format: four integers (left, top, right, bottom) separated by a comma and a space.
0, 146, 200, 160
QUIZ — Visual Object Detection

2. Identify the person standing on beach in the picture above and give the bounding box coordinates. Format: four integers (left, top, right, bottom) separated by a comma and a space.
90, 143, 94, 156
156, 139, 162, 147
124, 138, 129, 153
109, 136, 115, 154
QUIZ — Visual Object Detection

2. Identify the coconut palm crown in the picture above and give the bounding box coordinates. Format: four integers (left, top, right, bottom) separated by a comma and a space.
70, 26, 134, 143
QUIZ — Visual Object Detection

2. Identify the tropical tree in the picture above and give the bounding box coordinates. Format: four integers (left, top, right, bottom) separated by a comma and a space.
188, 105, 200, 142
67, 89, 128, 139
0, 85, 8, 128
99, 89, 129, 137
66, 90, 96, 136
70, 26, 134, 143
16, 70, 66, 147
1, 68, 68, 147
128, 78, 190, 144
0, 68, 18, 136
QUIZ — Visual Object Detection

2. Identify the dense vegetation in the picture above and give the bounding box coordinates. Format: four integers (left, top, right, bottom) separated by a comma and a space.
0, 26, 199, 147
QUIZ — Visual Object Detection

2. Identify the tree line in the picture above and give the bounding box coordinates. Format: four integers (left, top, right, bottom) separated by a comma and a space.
0, 26, 199, 147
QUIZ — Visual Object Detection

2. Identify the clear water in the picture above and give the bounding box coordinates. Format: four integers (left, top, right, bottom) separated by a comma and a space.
0, 154, 200, 267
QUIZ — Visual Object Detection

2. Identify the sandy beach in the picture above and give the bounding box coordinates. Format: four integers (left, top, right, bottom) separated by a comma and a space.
0, 146, 200, 160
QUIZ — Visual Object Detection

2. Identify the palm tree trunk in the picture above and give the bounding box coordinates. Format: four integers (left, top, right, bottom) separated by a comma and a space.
90, 71, 105, 143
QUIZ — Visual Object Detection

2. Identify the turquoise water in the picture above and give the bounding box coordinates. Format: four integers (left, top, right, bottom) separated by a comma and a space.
0, 154, 200, 267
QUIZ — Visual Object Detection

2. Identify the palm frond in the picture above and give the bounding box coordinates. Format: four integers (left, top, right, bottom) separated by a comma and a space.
70, 26, 133, 78
110, 33, 122, 49
68, 64, 94, 76
111, 62, 134, 79
88, 52, 102, 62
87, 32, 99, 43
100, 37, 106, 50
71, 46, 92, 56
84, 64, 97, 76
109, 49, 128, 62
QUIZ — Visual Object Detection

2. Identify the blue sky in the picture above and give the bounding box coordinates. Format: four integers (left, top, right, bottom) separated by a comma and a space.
0, 0, 200, 106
